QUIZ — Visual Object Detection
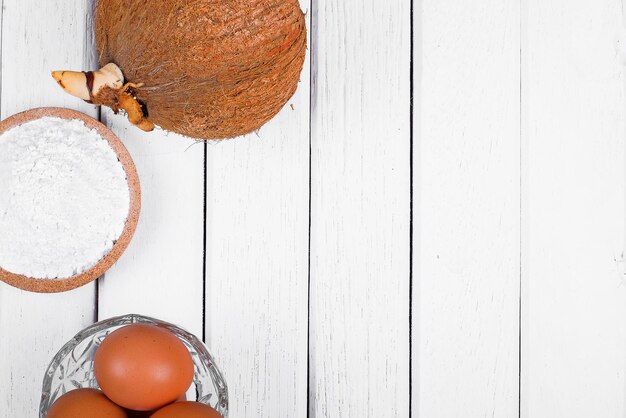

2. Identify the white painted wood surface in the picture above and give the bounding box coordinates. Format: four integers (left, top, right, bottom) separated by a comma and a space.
308, 0, 411, 417
4, 1, 626, 417
0, 1, 98, 416
522, 0, 626, 416
413, 1, 521, 417
203, 0, 310, 415
97, 115, 205, 337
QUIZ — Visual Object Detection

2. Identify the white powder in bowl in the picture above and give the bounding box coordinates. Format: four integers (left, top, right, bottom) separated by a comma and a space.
0, 117, 130, 279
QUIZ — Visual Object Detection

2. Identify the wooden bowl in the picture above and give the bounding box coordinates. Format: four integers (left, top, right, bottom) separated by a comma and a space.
0, 107, 140, 293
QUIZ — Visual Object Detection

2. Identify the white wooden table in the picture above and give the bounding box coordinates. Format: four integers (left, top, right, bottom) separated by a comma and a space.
1, 0, 625, 417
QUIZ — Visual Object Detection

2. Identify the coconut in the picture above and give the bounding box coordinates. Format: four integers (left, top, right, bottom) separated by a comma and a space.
54, 0, 307, 140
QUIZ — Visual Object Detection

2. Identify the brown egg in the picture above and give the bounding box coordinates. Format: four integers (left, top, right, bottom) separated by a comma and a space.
150, 402, 222, 418
94, 324, 194, 411
46, 388, 127, 418
126, 392, 188, 417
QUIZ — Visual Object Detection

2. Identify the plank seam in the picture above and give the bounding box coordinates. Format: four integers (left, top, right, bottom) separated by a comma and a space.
517, 0, 525, 418
202, 141, 207, 343
409, 0, 414, 416
89, 0, 101, 323
307, 0, 316, 415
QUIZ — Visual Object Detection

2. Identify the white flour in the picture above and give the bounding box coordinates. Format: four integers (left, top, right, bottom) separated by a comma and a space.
0, 117, 130, 279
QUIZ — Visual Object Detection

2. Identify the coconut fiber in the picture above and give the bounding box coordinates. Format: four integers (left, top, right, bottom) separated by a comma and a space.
96, 0, 307, 140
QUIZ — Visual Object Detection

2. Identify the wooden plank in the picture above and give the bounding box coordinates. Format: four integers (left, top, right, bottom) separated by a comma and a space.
308, 0, 411, 416
0, 1, 97, 416
203, 1, 310, 416
521, 0, 626, 416
96, 114, 205, 336
94, 0, 206, 348
413, 1, 521, 416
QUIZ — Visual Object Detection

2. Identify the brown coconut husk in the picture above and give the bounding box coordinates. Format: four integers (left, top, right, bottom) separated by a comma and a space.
95, 0, 307, 140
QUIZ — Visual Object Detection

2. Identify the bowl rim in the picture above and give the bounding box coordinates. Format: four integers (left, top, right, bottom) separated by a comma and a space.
0, 107, 141, 293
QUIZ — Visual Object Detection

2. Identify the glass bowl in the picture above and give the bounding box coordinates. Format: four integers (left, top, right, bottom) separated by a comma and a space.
39, 314, 228, 417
